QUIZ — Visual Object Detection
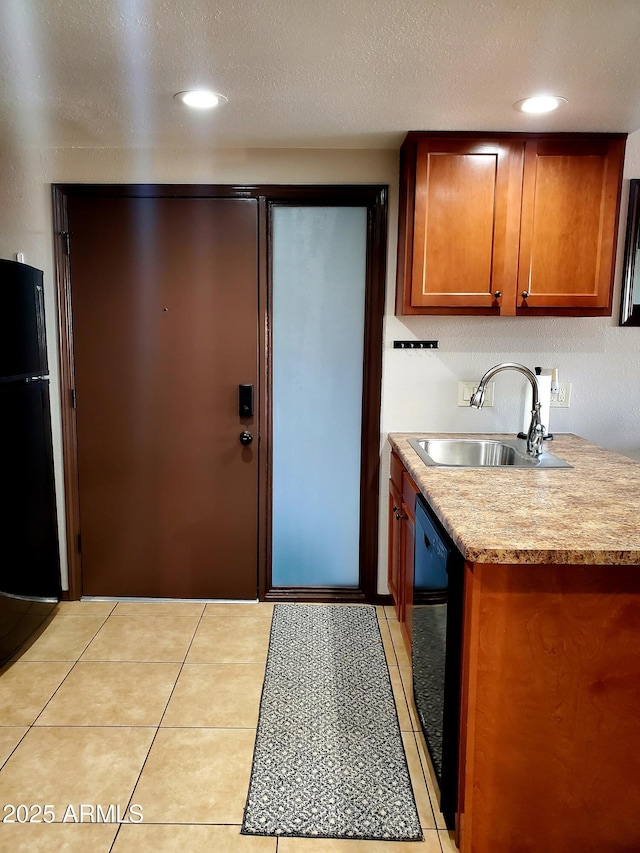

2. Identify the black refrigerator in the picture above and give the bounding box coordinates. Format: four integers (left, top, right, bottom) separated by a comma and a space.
0, 258, 60, 662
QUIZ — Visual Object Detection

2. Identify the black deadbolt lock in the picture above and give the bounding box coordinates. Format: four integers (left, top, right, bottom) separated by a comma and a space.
239, 384, 254, 418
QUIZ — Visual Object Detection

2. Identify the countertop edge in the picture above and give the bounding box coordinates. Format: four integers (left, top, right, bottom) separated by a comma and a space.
389, 432, 640, 567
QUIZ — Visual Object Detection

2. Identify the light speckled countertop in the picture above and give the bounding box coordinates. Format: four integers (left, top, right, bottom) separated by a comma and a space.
389, 433, 640, 566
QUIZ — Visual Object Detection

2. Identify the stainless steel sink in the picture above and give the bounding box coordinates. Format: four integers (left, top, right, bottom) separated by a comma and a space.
408, 437, 572, 468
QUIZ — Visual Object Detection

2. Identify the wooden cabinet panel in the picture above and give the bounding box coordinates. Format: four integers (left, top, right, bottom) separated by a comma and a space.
402, 137, 522, 313
388, 477, 403, 620
400, 472, 418, 653
412, 146, 498, 307
388, 452, 419, 655
399, 504, 415, 654
390, 450, 404, 492
518, 137, 626, 312
457, 561, 640, 853
396, 132, 626, 317
401, 470, 418, 517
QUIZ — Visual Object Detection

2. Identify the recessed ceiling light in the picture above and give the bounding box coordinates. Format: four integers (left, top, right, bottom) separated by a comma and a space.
514, 95, 567, 114
174, 90, 228, 109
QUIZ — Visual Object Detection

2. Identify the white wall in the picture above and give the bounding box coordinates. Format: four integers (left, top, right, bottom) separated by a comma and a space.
1, 136, 639, 595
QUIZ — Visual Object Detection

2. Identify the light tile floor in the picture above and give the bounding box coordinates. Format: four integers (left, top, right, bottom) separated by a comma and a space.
0, 601, 458, 852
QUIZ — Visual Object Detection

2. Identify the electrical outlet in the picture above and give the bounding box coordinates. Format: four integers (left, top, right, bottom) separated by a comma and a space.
550, 382, 572, 408
458, 381, 494, 407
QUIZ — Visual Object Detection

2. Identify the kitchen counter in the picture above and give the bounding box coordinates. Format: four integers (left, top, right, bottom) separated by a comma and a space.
389, 431, 640, 853
389, 432, 640, 566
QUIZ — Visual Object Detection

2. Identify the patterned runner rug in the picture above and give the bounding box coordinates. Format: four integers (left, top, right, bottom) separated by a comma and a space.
241, 604, 423, 841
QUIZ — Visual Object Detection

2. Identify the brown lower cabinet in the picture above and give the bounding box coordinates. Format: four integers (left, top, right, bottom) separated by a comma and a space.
389, 452, 640, 852
457, 561, 640, 853
388, 451, 417, 653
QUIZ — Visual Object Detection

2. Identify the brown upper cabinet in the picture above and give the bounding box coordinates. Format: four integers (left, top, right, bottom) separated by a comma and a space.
396, 132, 626, 316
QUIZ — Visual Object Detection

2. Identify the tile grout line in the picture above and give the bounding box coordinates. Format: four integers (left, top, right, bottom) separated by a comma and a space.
384, 607, 443, 838
0, 726, 29, 774
381, 608, 402, 669
6, 610, 116, 755
3, 603, 442, 850
383, 608, 447, 848
383, 610, 442, 840
108, 603, 209, 851
0, 610, 108, 771
379, 609, 443, 842
8, 608, 112, 665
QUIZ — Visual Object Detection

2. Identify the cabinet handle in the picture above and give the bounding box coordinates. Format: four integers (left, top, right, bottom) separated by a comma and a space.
494, 290, 501, 299
522, 290, 529, 299
392, 505, 399, 513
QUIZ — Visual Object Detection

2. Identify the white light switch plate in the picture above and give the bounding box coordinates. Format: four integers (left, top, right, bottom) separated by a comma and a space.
458, 381, 495, 407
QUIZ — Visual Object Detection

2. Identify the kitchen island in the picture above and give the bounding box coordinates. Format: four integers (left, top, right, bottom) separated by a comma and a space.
389, 433, 640, 853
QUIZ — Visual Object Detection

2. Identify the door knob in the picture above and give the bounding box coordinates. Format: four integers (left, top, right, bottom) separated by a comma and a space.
239, 431, 253, 446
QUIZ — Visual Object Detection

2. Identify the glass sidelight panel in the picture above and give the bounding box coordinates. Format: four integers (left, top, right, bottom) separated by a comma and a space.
271, 206, 368, 587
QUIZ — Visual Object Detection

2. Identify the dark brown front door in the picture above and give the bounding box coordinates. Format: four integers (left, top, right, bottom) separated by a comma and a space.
67, 195, 259, 599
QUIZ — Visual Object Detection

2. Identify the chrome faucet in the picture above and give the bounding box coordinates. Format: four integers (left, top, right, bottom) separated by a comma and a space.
469, 362, 545, 457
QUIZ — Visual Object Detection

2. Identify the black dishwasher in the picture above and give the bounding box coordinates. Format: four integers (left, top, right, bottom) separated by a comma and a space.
412, 495, 464, 829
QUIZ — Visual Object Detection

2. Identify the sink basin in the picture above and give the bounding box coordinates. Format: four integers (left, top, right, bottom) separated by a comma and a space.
408, 437, 572, 469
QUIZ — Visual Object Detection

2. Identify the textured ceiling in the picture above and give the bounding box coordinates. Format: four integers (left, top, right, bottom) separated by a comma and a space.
1, 0, 639, 150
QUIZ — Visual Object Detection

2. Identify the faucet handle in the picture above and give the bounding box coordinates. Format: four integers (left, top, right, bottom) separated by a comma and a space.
469, 386, 485, 408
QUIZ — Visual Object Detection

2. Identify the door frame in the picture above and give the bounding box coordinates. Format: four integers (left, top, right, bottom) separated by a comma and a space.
261, 187, 387, 603
52, 183, 387, 603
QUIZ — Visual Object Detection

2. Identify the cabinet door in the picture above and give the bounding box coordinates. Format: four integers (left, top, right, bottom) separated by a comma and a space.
408, 138, 523, 313
399, 471, 419, 654
399, 504, 415, 654
517, 137, 625, 313
388, 478, 403, 620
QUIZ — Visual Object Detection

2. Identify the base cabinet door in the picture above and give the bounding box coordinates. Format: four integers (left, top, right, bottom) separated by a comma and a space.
399, 499, 415, 653
388, 478, 403, 620
388, 452, 418, 655
456, 561, 640, 853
